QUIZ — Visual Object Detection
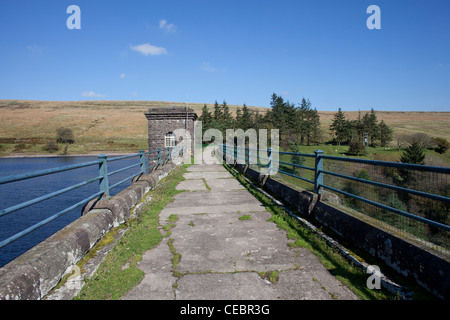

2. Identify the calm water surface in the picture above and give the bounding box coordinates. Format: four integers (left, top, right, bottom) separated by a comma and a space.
0, 156, 139, 267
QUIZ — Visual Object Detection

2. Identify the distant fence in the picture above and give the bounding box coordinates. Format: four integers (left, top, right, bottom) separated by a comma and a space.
0, 148, 180, 250
221, 144, 450, 255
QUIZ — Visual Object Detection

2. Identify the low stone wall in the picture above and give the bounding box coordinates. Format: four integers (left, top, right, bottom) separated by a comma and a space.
312, 201, 450, 300
0, 162, 177, 300
225, 154, 450, 300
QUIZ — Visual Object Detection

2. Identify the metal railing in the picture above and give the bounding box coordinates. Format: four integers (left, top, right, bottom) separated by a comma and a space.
0, 147, 177, 250
221, 144, 450, 254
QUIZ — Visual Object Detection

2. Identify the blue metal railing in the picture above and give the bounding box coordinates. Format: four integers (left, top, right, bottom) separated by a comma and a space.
221, 144, 450, 252
0, 147, 178, 250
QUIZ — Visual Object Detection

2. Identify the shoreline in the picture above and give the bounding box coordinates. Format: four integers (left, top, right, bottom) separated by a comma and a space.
0, 152, 137, 159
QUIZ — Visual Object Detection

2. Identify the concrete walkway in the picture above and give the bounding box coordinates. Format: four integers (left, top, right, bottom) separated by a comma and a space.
123, 163, 358, 300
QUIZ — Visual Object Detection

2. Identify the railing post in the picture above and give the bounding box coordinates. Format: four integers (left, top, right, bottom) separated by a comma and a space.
167, 147, 172, 162
314, 149, 324, 194
139, 150, 148, 175
157, 148, 161, 166
98, 154, 109, 198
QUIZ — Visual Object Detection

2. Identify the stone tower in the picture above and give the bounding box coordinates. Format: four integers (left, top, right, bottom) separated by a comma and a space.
144, 106, 198, 155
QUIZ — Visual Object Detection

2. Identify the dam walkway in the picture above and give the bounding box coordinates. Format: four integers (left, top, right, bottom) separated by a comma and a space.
122, 163, 358, 300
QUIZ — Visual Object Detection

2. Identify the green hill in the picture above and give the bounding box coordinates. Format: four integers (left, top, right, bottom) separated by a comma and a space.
0, 100, 449, 164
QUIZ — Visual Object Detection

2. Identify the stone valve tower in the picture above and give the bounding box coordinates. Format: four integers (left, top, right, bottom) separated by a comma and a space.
144, 106, 198, 157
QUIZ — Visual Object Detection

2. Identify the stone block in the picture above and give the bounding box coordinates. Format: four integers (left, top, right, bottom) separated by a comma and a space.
68, 209, 115, 248
114, 188, 139, 209
94, 197, 130, 225
0, 265, 40, 300
137, 174, 157, 188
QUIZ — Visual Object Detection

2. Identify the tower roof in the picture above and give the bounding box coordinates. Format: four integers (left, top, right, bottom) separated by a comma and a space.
145, 105, 198, 120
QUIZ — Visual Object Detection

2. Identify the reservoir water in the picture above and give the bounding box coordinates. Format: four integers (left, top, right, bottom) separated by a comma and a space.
0, 155, 140, 267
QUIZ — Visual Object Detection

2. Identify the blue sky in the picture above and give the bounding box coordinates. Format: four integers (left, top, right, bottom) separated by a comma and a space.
0, 0, 449, 111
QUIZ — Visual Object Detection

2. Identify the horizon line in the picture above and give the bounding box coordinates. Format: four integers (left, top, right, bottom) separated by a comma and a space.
0, 98, 449, 113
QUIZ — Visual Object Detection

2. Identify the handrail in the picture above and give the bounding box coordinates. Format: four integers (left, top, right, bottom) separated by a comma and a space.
321, 169, 450, 203
0, 174, 103, 218
108, 162, 141, 176
220, 144, 450, 239
0, 160, 102, 185
321, 154, 450, 173
0, 147, 178, 250
0, 191, 104, 249
108, 153, 141, 162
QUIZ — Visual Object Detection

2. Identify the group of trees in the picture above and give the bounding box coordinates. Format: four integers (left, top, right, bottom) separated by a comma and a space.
200, 93, 449, 162
199, 93, 321, 150
265, 94, 321, 148
199, 94, 393, 155
330, 108, 393, 150
199, 100, 265, 135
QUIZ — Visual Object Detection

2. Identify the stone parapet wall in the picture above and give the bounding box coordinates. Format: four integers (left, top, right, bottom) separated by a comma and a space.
217, 149, 449, 300
0, 163, 177, 300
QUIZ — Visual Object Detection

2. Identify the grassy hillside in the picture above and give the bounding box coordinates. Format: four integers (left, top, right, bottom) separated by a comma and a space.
318, 110, 450, 142
0, 100, 449, 163
0, 100, 264, 156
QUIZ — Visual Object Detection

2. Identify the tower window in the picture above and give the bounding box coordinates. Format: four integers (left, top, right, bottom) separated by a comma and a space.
165, 132, 176, 147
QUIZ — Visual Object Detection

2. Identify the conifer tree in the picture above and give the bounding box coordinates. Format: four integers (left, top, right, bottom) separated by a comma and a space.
268, 93, 288, 133
362, 108, 380, 146
330, 108, 350, 145
252, 111, 264, 131
199, 104, 213, 133
378, 120, 393, 147
398, 141, 425, 182
235, 107, 242, 129
297, 98, 320, 145
221, 100, 233, 130
400, 141, 425, 165
213, 100, 222, 122
241, 104, 252, 131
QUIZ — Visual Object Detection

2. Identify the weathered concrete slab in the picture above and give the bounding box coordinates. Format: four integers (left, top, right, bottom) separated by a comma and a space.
175, 269, 357, 300
165, 190, 262, 207
175, 179, 207, 191
123, 163, 359, 301
159, 190, 266, 220
275, 269, 357, 300
160, 204, 266, 218
183, 171, 232, 180
185, 164, 227, 172
176, 273, 278, 300
171, 211, 299, 273
205, 178, 245, 191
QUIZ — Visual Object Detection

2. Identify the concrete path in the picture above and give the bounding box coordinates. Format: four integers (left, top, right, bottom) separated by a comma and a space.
123, 164, 358, 300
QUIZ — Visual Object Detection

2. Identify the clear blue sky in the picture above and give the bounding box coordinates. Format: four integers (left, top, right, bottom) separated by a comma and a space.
1, 0, 449, 111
